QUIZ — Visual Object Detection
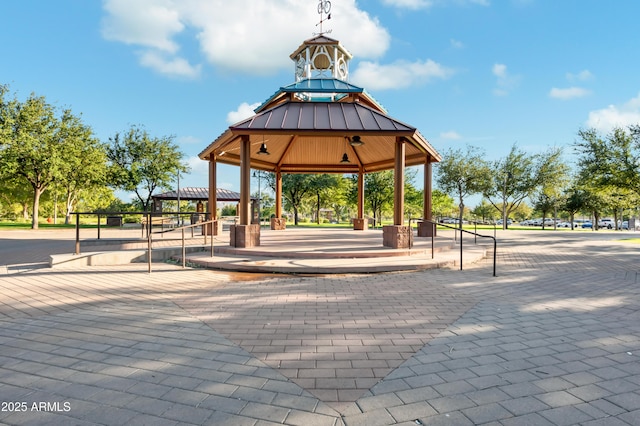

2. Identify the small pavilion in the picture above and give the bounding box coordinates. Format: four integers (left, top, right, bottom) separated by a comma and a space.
199, 31, 440, 249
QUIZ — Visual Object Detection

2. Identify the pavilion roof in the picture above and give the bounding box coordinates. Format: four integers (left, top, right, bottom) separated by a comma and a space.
152, 187, 243, 202
199, 100, 440, 174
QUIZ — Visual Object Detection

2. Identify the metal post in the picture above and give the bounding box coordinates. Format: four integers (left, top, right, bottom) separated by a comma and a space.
431, 223, 434, 259
460, 228, 463, 270
75, 213, 80, 255
181, 228, 186, 268
210, 224, 214, 257
147, 224, 152, 273
493, 238, 497, 277
97, 213, 101, 240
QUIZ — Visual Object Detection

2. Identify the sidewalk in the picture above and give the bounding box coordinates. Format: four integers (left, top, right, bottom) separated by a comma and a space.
0, 229, 639, 425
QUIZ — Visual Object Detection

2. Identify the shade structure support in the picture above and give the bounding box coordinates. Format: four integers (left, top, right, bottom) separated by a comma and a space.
383, 137, 411, 248
204, 156, 221, 235
353, 168, 368, 230
230, 135, 260, 247
271, 170, 286, 230
418, 155, 436, 237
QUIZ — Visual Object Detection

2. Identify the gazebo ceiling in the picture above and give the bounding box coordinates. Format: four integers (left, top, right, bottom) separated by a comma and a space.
199, 100, 441, 174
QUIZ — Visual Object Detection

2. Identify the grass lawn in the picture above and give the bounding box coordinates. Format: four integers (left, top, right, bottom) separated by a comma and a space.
620, 238, 640, 244
0, 221, 99, 230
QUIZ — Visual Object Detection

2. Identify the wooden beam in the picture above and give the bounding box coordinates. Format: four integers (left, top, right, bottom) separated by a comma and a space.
394, 137, 405, 226
240, 136, 251, 225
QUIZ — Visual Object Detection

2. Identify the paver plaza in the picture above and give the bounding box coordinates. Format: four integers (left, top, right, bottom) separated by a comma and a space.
1, 228, 639, 425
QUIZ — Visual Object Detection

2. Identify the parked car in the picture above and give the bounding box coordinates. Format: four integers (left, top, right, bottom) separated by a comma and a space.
599, 219, 615, 229
582, 221, 593, 229
557, 221, 575, 228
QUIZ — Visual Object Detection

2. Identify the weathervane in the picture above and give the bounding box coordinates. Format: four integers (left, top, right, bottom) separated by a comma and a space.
315, 0, 332, 35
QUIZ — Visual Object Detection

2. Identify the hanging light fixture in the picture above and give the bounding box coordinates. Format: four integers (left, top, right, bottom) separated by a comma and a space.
340, 137, 350, 163
257, 137, 270, 155
349, 135, 364, 146
257, 143, 270, 155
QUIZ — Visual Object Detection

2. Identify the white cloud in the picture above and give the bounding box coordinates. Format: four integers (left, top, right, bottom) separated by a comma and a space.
440, 131, 462, 140
381, 0, 489, 9
492, 63, 507, 79
492, 63, 520, 96
566, 70, 594, 83
101, 0, 184, 53
101, 0, 390, 77
139, 51, 201, 78
586, 93, 640, 132
549, 87, 591, 100
186, 155, 208, 176
177, 135, 201, 145
351, 59, 454, 90
381, 0, 434, 10
450, 38, 464, 49
227, 102, 261, 125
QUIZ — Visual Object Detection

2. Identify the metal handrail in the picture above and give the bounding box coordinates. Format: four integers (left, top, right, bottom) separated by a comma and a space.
71, 211, 216, 273
147, 219, 216, 273
413, 219, 497, 277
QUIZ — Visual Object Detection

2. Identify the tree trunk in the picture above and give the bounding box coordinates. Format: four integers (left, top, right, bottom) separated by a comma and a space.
316, 193, 320, 225
65, 191, 74, 225
502, 197, 508, 230
32, 187, 42, 229
22, 203, 29, 220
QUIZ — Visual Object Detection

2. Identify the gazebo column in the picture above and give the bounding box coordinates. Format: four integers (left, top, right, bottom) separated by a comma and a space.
383, 137, 412, 248
353, 168, 367, 230
205, 156, 222, 235
230, 136, 260, 247
418, 155, 436, 237
270, 170, 286, 230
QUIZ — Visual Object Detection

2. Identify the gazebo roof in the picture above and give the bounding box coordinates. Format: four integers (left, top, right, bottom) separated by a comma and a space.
199, 100, 440, 174
199, 33, 440, 175
152, 187, 242, 202
254, 78, 386, 114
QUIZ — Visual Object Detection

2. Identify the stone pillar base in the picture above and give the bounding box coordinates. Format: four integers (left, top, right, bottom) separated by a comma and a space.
230, 224, 260, 248
202, 220, 223, 236
417, 221, 436, 237
353, 218, 368, 230
383, 225, 413, 249
270, 217, 286, 230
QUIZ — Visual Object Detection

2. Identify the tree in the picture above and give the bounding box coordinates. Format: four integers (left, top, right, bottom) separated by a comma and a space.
0, 90, 63, 229
563, 185, 589, 229
435, 146, 492, 228
325, 175, 351, 222
56, 110, 108, 223
431, 189, 456, 220
106, 125, 188, 211
309, 174, 342, 224
471, 199, 495, 223
535, 147, 570, 229
266, 174, 315, 225
356, 171, 394, 227
483, 144, 540, 230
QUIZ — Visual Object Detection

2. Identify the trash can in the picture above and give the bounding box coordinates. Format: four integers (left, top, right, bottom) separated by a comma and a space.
106, 216, 123, 227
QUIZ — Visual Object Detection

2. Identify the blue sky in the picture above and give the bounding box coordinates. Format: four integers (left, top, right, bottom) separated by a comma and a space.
3, 0, 640, 203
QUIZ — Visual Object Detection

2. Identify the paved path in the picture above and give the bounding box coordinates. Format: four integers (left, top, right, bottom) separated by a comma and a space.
0, 229, 639, 425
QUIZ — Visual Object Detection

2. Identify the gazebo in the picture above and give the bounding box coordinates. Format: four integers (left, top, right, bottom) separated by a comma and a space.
199, 34, 441, 248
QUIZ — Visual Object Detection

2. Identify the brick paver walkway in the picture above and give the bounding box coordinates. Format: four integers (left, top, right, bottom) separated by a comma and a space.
0, 229, 639, 425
